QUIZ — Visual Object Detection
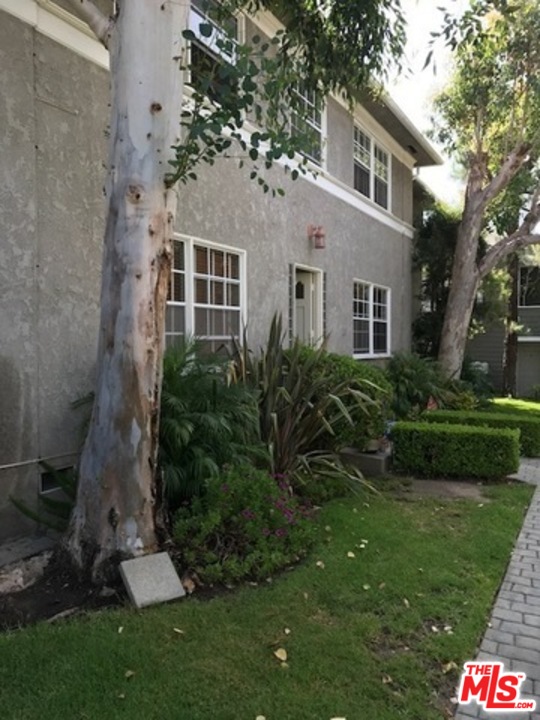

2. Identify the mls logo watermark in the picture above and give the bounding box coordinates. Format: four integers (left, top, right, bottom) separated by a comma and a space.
458, 661, 536, 712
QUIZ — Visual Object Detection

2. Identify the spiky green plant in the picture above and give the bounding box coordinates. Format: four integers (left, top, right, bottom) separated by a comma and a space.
230, 314, 376, 493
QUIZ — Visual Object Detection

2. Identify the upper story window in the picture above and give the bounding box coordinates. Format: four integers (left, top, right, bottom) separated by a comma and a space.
188, 0, 240, 99
519, 266, 540, 307
353, 280, 390, 357
353, 125, 391, 210
291, 83, 324, 166
190, 0, 239, 60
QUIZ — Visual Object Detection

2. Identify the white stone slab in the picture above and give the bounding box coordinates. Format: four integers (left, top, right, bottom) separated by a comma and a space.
120, 552, 185, 609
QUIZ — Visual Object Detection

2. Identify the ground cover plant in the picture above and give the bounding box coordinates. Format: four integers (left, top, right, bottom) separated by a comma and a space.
173, 465, 316, 583
0, 482, 533, 720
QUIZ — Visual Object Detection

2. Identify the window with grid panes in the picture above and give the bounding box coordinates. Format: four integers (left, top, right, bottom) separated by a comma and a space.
372, 285, 389, 354
374, 146, 389, 208
193, 244, 241, 351
353, 127, 371, 198
166, 241, 186, 347
188, 0, 239, 101
353, 282, 370, 354
353, 281, 390, 356
291, 83, 323, 165
166, 238, 244, 352
353, 124, 390, 210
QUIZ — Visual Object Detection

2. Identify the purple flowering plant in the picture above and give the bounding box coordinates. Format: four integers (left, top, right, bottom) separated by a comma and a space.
173, 464, 315, 584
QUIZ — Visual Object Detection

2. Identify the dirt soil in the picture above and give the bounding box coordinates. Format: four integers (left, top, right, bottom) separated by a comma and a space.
399, 478, 489, 501
0, 553, 124, 631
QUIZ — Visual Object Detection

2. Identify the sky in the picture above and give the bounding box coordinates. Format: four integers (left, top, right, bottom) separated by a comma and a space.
389, 0, 469, 207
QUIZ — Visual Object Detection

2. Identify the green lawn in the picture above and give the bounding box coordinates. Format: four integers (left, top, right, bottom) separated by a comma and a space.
490, 397, 540, 415
0, 482, 533, 720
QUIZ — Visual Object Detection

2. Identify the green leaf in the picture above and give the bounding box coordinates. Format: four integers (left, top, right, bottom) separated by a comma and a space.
198, 23, 213, 38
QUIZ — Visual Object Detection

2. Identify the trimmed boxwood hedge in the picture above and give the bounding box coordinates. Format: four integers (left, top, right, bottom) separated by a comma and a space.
392, 422, 520, 478
422, 410, 540, 457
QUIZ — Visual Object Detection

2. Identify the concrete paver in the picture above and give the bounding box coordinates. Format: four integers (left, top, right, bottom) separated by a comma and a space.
120, 551, 186, 608
455, 459, 540, 720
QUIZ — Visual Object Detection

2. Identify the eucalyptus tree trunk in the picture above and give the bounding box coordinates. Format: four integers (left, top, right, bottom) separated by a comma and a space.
65, 0, 187, 581
437, 195, 484, 380
438, 145, 536, 380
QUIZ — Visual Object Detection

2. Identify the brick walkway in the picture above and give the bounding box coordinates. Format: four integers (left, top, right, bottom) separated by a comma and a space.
455, 459, 540, 720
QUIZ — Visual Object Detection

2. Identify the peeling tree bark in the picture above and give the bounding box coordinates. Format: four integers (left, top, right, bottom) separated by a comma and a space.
65, 0, 187, 581
438, 155, 487, 379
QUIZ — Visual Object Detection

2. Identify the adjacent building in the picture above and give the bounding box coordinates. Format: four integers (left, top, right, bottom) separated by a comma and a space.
468, 264, 540, 397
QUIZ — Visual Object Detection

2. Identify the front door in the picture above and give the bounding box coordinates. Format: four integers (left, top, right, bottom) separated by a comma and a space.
294, 268, 321, 345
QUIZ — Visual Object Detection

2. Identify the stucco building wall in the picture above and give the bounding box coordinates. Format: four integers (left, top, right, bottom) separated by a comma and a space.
0, 7, 418, 540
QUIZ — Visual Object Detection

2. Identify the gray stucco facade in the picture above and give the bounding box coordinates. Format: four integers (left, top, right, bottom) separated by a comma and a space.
0, 2, 439, 540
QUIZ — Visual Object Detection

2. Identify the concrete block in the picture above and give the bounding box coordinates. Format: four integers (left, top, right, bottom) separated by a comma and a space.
120, 552, 185, 609
340, 448, 391, 477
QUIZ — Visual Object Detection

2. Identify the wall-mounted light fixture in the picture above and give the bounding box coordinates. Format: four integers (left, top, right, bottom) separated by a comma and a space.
307, 224, 326, 249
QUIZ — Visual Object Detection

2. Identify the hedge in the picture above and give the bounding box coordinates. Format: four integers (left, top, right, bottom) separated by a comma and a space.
392, 422, 520, 478
422, 409, 540, 457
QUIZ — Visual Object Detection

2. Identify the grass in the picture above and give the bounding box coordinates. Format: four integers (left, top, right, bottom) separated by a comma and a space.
490, 397, 540, 415
0, 481, 534, 720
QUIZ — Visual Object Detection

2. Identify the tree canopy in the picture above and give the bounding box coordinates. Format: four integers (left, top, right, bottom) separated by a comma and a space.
432, 0, 540, 377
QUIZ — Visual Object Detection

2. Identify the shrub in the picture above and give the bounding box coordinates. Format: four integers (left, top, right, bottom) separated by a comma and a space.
392, 422, 520, 478
231, 314, 369, 494
172, 465, 316, 583
160, 341, 265, 509
423, 409, 540, 457
444, 389, 479, 411
460, 358, 494, 400
296, 346, 391, 450
385, 352, 456, 419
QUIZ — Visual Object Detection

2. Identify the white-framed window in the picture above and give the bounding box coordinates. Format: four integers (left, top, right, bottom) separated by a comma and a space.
187, 0, 243, 99
189, 0, 240, 61
519, 266, 540, 307
353, 125, 391, 210
353, 281, 390, 357
291, 83, 324, 166
166, 235, 246, 353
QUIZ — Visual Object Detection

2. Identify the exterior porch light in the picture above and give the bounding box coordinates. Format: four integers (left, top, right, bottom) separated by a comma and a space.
308, 224, 326, 249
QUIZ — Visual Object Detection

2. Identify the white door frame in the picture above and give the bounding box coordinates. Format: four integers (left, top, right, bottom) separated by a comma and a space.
292, 263, 324, 346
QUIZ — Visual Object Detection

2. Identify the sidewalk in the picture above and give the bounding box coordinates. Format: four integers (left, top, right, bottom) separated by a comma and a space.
455, 458, 540, 719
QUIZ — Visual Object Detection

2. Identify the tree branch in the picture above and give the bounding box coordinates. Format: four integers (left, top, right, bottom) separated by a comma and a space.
479, 187, 540, 278
480, 142, 532, 206
68, 0, 114, 49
